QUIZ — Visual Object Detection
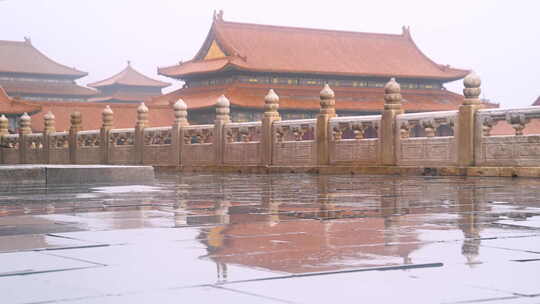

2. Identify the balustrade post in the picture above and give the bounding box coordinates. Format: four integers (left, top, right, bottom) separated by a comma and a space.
380, 78, 404, 166
457, 72, 482, 167
0, 115, 8, 163
135, 103, 148, 164
19, 112, 32, 164
69, 111, 82, 164
100, 106, 113, 164
316, 84, 337, 166
214, 95, 231, 166
262, 89, 280, 166
172, 99, 189, 166
43, 111, 55, 164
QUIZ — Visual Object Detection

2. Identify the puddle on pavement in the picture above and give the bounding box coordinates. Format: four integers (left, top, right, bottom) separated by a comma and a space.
0, 173, 540, 303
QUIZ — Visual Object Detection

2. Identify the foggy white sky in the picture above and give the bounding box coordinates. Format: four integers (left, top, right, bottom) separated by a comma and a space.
1, 0, 539, 107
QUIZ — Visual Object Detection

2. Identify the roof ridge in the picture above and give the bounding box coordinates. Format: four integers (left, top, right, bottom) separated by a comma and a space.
217, 19, 405, 39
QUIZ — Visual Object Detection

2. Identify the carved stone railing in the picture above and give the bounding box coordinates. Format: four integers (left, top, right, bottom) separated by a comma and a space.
2, 134, 20, 164
396, 110, 458, 166
273, 119, 316, 166
76, 130, 100, 164
143, 127, 173, 165
224, 121, 262, 165
329, 115, 380, 164
182, 125, 215, 165
476, 107, 540, 166
109, 128, 136, 164
48, 131, 69, 164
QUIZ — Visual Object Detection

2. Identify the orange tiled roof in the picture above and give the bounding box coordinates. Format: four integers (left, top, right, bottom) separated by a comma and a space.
0, 39, 87, 78
88, 63, 170, 88
29, 101, 174, 132
159, 18, 468, 81
0, 79, 97, 97
88, 91, 158, 103
151, 83, 466, 112
0, 86, 42, 115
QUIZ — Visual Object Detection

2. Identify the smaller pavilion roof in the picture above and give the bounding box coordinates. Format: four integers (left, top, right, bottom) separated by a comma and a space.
88, 62, 170, 89
0, 38, 87, 78
0, 86, 42, 115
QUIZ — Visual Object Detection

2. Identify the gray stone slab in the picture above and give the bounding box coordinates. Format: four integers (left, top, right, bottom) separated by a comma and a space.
0, 165, 155, 185
45, 165, 155, 184
0, 165, 45, 185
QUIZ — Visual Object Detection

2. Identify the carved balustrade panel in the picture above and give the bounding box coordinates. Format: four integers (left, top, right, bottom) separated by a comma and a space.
49, 132, 69, 164
109, 128, 135, 147
182, 125, 215, 165
144, 127, 172, 146
77, 131, 100, 148
25, 133, 44, 163
329, 116, 380, 164
224, 122, 262, 143
2, 134, 20, 164
141, 127, 173, 165
183, 125, 214, 145
272, 119, 316, 165
108, 128, 136, 164
476, 107, 540, 166
76, 130, 101, 164
223, 122, 262, 165
396, 111, 458, 166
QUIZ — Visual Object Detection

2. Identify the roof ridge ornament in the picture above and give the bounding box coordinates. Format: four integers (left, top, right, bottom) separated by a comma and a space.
24, 36, 32, 45
213, 10, 224, 21
402, 26, 411, 38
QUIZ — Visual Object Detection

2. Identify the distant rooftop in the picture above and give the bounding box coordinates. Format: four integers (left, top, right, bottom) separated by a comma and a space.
0, 38, 87, 78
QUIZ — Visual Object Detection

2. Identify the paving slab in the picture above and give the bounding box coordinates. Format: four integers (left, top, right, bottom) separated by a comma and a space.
0, 251, 99, 276
226, 267, 514, 304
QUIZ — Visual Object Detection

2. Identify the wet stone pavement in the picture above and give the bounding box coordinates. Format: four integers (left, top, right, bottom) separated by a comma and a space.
1, 173, 540, 304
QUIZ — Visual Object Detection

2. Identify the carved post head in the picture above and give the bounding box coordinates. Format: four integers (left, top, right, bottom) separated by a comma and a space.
384, 77, 403, 110
136, 102, 149, 129
173, 98, 189, 127
215, 95, 231, 123
400, 122, 410, 139
422, 120, 437, 137
463, 72, 481, 105
319, 84, 336, 116
19, 112, 32, 135
70, 111, 82, 133
0, 115, 9, 136
43, 111, 56, 134
264, 89, 280, 119
102, 105, 114, 129
505, 112, 528, 136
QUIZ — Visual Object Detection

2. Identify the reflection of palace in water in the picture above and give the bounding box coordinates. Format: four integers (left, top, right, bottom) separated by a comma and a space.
168, 175, 490, 275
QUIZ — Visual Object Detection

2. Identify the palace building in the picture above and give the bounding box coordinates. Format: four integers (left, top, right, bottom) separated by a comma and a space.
0, 38, 96, 102
154, 12, 472, 124
88, 62, 170, 104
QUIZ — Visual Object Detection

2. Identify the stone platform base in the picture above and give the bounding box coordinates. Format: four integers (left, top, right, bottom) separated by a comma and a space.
0, 165, 155, 185
156, 165, 540, 178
